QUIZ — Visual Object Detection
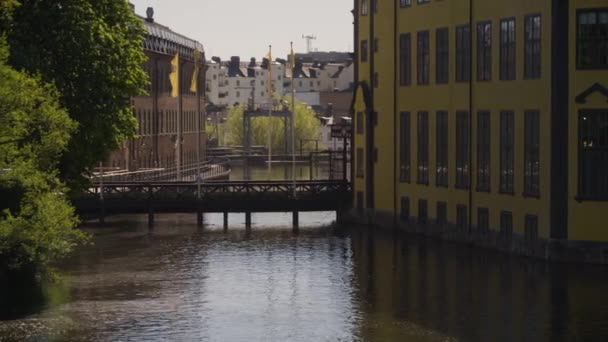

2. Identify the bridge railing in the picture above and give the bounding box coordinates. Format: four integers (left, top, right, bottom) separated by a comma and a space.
81, 180, 351, 200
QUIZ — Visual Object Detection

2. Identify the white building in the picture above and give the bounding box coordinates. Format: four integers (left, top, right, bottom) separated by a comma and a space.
287, 61, 354, 94
206, 56, 285, 108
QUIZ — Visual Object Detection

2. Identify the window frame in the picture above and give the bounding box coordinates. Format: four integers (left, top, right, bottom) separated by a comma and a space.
476, 21, 492, 81
524, 14, 542, 79
456, 24, 471, 83
361, 0, 368, 16
417, 111, 430, 185
417, 30, 430, 85
400, 0, 412, 8
500, 17, 516, 81
576, 8, 608, 70
356, 148, 364, 178
400, 112, 411, 183
477, 111, 491, 192
399, 33, 412, 86
360, 40, 369, 63
436, 27, 449, 84
524, 110, 541, 197
577, 109, 608, 200
500, 111, 515, 194
436, 111, 449, 187
455, 111, 470, 189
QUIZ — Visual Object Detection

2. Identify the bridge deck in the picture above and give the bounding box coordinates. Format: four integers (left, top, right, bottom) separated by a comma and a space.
73, 180, 352, 218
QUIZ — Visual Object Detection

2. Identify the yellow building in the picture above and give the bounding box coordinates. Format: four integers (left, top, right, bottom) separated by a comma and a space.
351, 0, 608, 262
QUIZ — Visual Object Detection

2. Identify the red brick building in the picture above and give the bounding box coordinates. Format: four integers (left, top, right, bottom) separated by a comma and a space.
106, 8, 206, 180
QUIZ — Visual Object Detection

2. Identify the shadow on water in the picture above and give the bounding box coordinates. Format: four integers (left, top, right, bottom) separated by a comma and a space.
0, 268, 48, 320
349, 227, 608, 342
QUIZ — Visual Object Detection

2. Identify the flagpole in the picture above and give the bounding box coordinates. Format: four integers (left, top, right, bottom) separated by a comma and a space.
290, 42, 296, 198
267, 44, 272, 173
195, 50, 202, 199
177, 53, 182, 181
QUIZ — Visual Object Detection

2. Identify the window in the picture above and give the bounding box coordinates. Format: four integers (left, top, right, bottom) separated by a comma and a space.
361, 40, 368, 62
417, 111, 429, 185
236, 91, 240, 98
417, 31, 430, 85
436, 111, 448, 187
525, 215, 539, 250
524, 111, 540, 197
524, 15, 542, 79
399, 33, 412, 86
456, 111, 470, 189
577, 9, 608, 69
400, 112, 411, 182
500, 211, 513, 241
436, 27, 449, 84
478, 208, 490, 234
456, 25, 471, 82
457, 205, 468, 232
437, 202, 447, 225
477, 111, 491, 192
401, 197, 410, 221
373, 72, 379, 88
400, 0, 411, 8
578, 110, 608, 199
373, 38, 379, 53
356, 148, 364, 178
500, 111, 515, 193
500, 18, 516, 80
418, 199, 428, 225
361, 0, 368, 16
418, 0, 429, 3
477, 21, 492, 81
357, 111, 364, 134
372, 0, 377, 14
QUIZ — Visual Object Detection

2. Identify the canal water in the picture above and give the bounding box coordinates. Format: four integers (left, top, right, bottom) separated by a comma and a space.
1, 212, 608, 341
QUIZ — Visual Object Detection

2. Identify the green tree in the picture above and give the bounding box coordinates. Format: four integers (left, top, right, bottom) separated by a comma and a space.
0, 37, 88, 277
224, 98, 323, 153
3, 0, 148, 184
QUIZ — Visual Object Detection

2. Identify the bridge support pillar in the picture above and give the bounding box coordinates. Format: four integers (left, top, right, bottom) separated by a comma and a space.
336, 208, 345, 225
197, 210, 204, 227
292, 211, 299, 232
223, 212, 229, 230
148, 208, 154, 228
99, 199, 105, 225
245, 212, 252, 231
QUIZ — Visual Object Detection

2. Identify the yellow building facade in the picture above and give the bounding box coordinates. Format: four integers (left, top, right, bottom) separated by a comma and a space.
351, 0, 608, 262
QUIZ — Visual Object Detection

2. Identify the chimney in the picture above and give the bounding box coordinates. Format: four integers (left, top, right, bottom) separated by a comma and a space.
247, 58, 256, 77
145, 7, 154, 23
228, 56, 240, 77
211, 56, 222, 64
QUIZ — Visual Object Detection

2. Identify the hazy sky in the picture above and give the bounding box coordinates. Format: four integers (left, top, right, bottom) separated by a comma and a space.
131, 0, 354, 61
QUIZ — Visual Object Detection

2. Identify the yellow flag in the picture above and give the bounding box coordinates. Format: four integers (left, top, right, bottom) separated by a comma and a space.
190, 50, 201, 93
170, 53, 179, 98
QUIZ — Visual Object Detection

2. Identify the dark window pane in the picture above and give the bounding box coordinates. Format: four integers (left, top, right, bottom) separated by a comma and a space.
400, 33, 412, 86
477, 21, 492, 81
578, 110, 608, 199
417, 111, 429, 184
500, 18, 516, 80
524, 111, 540, 196
400, 112, 411, 182
456, 111, 470, 188
477, 111, 491, 191
500, 111, 515, 193
456, 25, 471, 82
436, 111, 448, 187
417, 31, 430, 85
577, 9, 608, 69
436, 28, 449, 84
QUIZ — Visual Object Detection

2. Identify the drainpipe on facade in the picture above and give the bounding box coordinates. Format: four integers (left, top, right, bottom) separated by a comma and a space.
468, 0, 474, 236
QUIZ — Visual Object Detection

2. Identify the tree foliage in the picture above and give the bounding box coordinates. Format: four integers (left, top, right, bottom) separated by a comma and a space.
0, 37, 88, 276
3, 0, 148, 183
224, 98, 323, 152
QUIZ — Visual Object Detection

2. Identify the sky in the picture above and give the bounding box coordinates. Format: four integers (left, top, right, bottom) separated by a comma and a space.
131, 0, 354, 61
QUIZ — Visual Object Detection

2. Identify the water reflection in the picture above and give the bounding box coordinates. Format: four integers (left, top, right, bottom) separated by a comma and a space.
1, 216, 608, 341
